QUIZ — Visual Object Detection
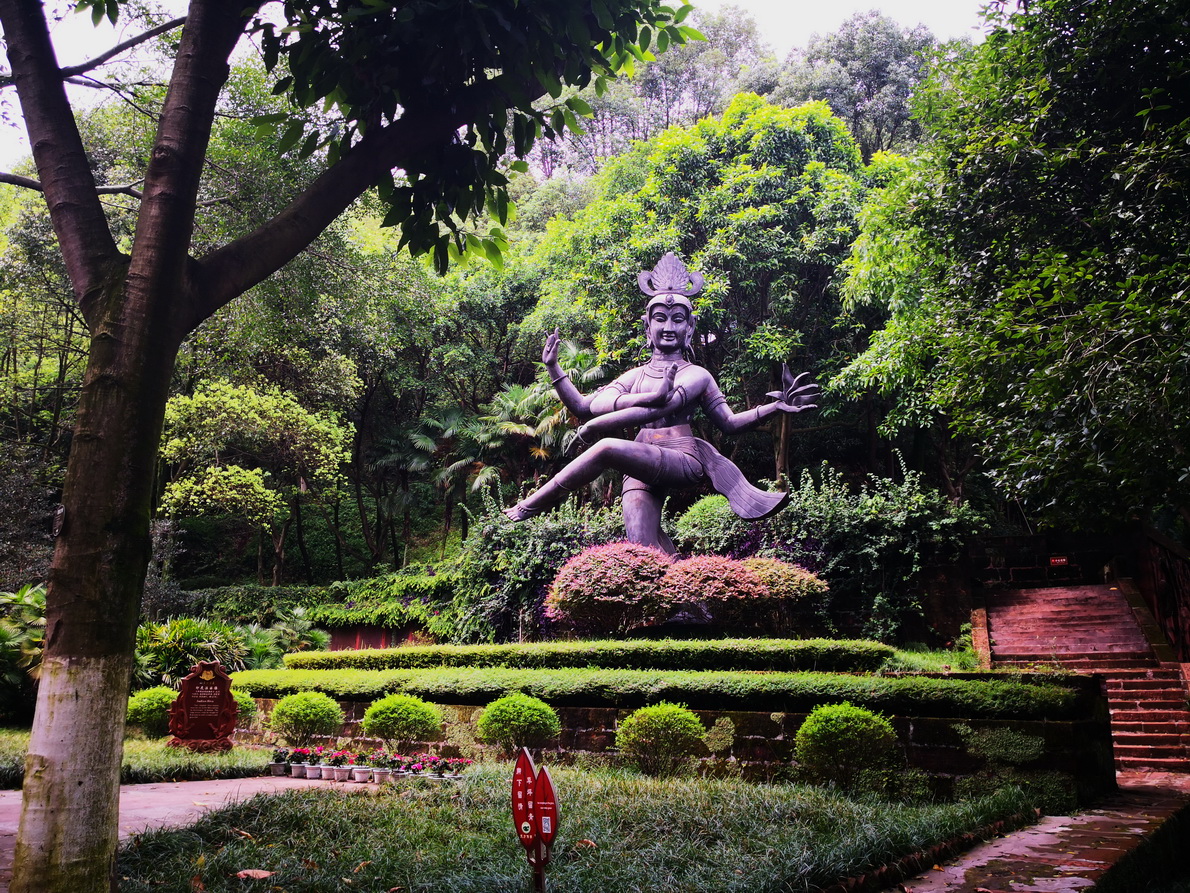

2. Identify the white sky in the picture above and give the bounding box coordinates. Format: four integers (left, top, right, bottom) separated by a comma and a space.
0, 0, 992, 168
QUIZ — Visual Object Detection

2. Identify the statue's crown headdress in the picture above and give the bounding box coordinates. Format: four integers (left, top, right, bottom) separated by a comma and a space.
638, 253, 703, 312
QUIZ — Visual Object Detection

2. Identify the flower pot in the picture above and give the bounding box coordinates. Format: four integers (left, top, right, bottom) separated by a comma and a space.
332, 765, 352, 782
351, 767, 372, 783
268, 762, 287, 776
290, 763, 307, 778
372, 768, 393, 784
319, 764, 335, 779
305, 764, 322, 779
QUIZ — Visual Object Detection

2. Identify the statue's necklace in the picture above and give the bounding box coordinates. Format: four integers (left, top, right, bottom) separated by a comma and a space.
642, 357, 691, 379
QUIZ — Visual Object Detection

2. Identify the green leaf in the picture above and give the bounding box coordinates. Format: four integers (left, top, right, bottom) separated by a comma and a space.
276, 121, 305, 155
567, 96, 594, 117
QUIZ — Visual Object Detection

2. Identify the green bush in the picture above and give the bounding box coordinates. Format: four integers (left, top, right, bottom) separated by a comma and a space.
476, 693, 561, 755
126, 686, 179, 738
794, 702, 903, 794
268, 691, 344, 746
284, 638, 895, 673
741, 557, 830, 635
449, 492, 626, 642
360, 694, 442, 751
673, 494, 734, 554
307, 568, 460, 639
232, 689, 258, 728
616, 702, 706, 776
545, 542, 673, 634
233, 666, 1089, 719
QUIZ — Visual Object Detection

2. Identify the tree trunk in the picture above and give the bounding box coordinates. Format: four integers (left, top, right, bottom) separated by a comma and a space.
12, 283, 179, 893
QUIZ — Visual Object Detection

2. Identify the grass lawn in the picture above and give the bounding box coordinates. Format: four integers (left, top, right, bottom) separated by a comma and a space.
116, 764, 1033, 893
0, 729, 270, 789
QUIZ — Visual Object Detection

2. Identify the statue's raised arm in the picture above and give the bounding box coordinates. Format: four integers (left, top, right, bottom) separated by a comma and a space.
505, 253, 817, 554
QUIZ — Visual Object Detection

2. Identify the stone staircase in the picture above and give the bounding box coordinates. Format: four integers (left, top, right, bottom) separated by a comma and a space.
986, 584, 1190, 772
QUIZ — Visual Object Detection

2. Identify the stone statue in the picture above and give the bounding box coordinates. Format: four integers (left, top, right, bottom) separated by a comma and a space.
504, 253, 818, 553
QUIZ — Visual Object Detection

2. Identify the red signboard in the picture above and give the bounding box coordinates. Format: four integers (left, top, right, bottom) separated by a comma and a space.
1049, 556, 1069, 567
511, 748, 538, 849
535, 766, 559, 846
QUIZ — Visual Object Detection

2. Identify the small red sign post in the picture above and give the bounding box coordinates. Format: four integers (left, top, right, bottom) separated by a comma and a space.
511, 748, 561, 892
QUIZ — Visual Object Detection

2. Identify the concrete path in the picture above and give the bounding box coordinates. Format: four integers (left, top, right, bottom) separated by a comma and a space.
884, 770, 1190, 892
1, 771, 1189, 892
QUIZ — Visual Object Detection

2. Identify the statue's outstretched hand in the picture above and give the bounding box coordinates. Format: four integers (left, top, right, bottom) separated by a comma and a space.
542, 327, 562, 367
767, 365, 819, 413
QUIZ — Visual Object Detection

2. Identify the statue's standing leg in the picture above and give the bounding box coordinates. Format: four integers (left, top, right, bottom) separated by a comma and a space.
622, 488, 675, 554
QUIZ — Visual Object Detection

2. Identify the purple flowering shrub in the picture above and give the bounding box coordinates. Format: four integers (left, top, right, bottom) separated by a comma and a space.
545, 542, 673, 634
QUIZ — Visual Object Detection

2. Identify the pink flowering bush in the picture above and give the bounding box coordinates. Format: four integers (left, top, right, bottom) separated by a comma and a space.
545, 542, 674, 634
741, 557, 830, 635
660, 554, 766, 629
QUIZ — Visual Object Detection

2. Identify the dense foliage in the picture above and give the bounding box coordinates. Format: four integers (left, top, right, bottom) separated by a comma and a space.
673, 462, 981, 641
359, 693, 443, 751
837, 0, 1190, 528
544, 542, 673, 634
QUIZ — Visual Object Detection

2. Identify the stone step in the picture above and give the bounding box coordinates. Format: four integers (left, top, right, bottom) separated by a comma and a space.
1114, 731, 1190, 748
1114, 743, 1190, 759
1109, 714, 1190, 728
1106, 677, 1184, 690
1114, 720, 1190, 735
992, 653, 1158, 668
1115, 754, 1190, 771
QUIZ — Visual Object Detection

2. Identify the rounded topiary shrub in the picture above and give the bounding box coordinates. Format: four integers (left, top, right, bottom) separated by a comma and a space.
361, 693, 443, 751
616, 702, 706, 777
126, 686, 179, 738
673, 494, 737, 553
268, 691, 344, 747
232, 689, 258, 728
544, 542, 673, 634
741, 556, 830, 635
475, 693, 560, 755
659, 554, 766, 627
793, 702, 903, 794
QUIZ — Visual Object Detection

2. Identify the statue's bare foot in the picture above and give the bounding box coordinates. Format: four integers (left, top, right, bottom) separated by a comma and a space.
503, 504, 529, 522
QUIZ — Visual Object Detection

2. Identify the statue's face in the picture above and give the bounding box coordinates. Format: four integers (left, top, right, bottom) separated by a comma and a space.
645, 302, 695, 351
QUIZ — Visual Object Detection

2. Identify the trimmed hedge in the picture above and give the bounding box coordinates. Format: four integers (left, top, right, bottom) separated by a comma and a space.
283, 638, 896, 673
232, 666, 1086, 719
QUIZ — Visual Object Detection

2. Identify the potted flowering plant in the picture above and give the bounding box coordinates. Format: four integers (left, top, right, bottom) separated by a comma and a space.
327, 750, 353, 781
350, 752, 373, 783
305, 745, 328, 779
444, 757, 474, 776
289, 747, 312, 778
370, 751, 394, 784
268, 748, 290, 776
403, 754, 426, 775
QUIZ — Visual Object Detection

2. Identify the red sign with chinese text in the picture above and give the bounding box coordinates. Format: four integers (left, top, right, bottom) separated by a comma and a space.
511, 748, 538, 849
535, 766, 559, 846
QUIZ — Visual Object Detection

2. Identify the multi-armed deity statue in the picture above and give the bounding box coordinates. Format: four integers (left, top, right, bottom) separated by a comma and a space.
504, 253, 818, 553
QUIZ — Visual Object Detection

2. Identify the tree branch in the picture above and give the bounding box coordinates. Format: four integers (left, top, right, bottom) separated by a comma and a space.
0, 0, 121, 316
0, 170, 145, 198
60, 17, 187, 79
194, 81, 522, 328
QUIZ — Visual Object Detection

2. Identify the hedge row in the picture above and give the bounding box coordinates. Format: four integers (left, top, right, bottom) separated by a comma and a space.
283, 638, 896, 673
232, 667, 1087, 719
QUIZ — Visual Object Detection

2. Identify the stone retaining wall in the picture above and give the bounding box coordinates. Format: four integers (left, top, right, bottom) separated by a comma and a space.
239, 678, 1115, 803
